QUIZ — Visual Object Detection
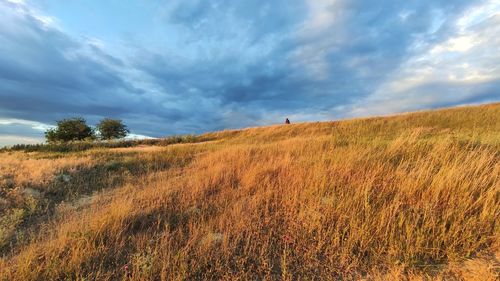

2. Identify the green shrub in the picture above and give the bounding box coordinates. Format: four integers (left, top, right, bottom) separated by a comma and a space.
45, 118, 95, 143
96, 118, 129, 140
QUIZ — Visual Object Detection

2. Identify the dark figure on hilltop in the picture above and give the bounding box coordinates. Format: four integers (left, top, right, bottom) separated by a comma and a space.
285, 118, 290, 124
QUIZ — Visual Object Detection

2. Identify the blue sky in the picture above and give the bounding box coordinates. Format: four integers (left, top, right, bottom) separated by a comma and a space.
0, 0, 499, 146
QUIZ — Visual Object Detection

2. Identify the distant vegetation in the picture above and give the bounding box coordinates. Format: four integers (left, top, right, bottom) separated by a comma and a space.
45, 117, 95, 143
1, 117, 208, 153
0, 103, 498, 280
95, 118, 129, 140
2, 135, 206, 153
45, 117, 129, 143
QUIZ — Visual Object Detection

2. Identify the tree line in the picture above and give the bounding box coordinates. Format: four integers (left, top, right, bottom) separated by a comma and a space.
45, 117, 129, 143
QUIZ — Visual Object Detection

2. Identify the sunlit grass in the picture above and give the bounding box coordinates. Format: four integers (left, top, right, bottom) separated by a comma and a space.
1, 103, 499, 280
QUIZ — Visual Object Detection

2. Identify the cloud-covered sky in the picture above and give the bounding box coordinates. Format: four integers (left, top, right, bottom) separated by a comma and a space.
1, 0, 499, 146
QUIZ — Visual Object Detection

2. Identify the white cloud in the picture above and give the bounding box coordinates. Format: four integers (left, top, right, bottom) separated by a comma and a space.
431, 36, 476, 53
457, 0, 500, 31
125, 134, 156, 140
301, 0, 339, 36
0, 135, 44, 147
0, 118, 54, 131
347, 1, 500, 116
5, 0, 25, 4
3, 0, 59, 29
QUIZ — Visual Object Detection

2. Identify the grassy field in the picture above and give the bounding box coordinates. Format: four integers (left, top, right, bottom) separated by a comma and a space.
0, 103, 499, 280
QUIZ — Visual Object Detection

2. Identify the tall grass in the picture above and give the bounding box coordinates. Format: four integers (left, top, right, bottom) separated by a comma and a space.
0, 103, 499, 280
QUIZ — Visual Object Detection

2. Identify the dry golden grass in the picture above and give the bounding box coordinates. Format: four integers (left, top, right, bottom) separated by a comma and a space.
108, 145, 171, 153
0, 151, 94, 187
0, 103, 499, 280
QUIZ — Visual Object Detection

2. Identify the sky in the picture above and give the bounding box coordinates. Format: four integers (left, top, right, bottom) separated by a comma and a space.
0, 0, 499, 146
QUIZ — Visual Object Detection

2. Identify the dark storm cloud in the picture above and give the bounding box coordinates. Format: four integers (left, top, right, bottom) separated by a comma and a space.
0, 2, 132, 118
0, 1, 190, 137
164, 0, 306, 40
0, 0, 498, 146
135, 0, 484, 125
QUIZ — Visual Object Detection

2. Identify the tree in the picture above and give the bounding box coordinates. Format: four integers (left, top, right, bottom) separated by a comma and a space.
96, 118, 129, 140
45, 117, 95, 143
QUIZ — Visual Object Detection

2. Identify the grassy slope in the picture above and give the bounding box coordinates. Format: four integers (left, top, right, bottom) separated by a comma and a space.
0, 103, 499, 280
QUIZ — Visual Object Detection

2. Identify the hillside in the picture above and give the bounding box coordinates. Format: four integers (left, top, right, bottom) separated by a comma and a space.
0, 103, 499, 280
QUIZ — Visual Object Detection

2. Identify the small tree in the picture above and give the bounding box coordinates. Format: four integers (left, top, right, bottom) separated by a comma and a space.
96, 118, 129, 140
45, 117, 94, 143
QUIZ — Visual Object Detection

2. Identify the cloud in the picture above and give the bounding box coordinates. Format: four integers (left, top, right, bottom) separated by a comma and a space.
349, 0, 500, 116
0, 118, 50, 146
0, 0, 499, 146
0, 0, 183, 138
0, 136, 43, 147
0, 118, 54, 132
137, 0, 488, 122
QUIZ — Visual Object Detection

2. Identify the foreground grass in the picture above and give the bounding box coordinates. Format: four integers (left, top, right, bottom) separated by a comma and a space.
0, 103, 499, 280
